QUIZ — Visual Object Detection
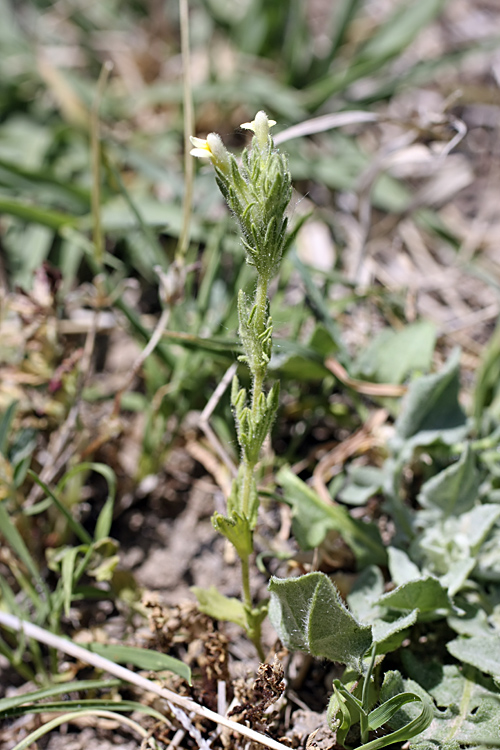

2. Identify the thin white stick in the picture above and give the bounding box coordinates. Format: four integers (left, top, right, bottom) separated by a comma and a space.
0, 612, 291, 750
274, 111, 378, 145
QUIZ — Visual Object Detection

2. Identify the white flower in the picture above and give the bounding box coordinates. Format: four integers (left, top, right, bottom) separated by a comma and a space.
240, 111, 276, 148
189, 133, 229, 172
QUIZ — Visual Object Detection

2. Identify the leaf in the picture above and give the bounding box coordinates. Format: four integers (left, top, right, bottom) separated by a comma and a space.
387, 547, 421, 586
191, 585, 247, 630
0, 679, 121, 715
373, 610, 419, 652
86, 643, 191, 684
0, 503, 49, 604
473, 317, 500, 424
290, 252, 347, 356
60, 546, 81, 617
447, 636, 500, 679
304, 0, 449, 109
28, 471, 92, 545
368, 692, 422, 731
0, 400, 18, 456
0, 195, 78, 230
268, 572, 373, 671
212, 511, 253, 558
347, 567, 419, 654
357, 0, 449, 66
278, 466, 386, 567
360, 694, 433, 750
396, 663, 500, 750
57, 463, 117, 542
447, 600, 493, 638
347, 565, 385, 620
327, 680, 356, 742
354, 321, 436, 385
417, 445, 480, 516
393, 349, 467, 452
378, 576, 454, 616
339, 466, 384, 507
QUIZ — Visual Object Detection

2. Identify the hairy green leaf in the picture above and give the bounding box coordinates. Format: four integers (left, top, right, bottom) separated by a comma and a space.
393, 349, 467, 452
447, 636, 500, 679
417, 445, 480, 517
212, 510, 253, 556
268, 572, 372, 671
378, 576, 454, 615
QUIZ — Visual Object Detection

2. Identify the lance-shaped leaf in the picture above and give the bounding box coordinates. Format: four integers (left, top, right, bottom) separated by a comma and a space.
268, 572, 373, 672
225, 464, 259, 527
212, 510, 253, 555
278, 466, 386, 567
192, 585, 247, 630
246, 382, 280, 462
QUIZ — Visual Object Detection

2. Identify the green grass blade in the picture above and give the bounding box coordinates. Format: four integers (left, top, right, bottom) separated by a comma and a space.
290, 251, 348, 360
357, 0, 449, 65
368, 692, 421, 730
86, 642, 191, 684
0, 400, 18, 455
3, 698, 167, 722
60, 546, 81, 618
0, 503, 49, 601
321, 0, 366, 69
57, 463, 116, 542
358, 697, 433, 750
0, 196, 78, 230
28, 471, 93, 545
0, 679, 120, 715
304, 0, 449, 109
103, 153, 167, 268
10, 709, 150, 750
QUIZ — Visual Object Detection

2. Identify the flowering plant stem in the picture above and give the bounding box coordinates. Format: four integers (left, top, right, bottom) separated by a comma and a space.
190, 112, 298, 660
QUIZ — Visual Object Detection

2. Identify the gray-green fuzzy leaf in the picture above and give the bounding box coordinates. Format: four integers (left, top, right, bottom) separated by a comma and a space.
447, 635, 500, 679
417, 445, 480, 517
378, 576, 454, 615
393, 349, 467, 452
268, 572, 372, 671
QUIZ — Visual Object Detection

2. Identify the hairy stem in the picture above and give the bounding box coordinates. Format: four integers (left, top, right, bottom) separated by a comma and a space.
251, 274, 269, 410
238, 272, 271, 661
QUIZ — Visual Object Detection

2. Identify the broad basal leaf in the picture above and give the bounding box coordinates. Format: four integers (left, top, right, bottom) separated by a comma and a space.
268, 572, 372, 671
447, 635, 500, 679
373, 610, 419, 653
387, 547, 421, 586
393, 349, 467, 453
347, 565, 385, 621
402, 663, 500, 750
378, 576, 454, 617
417, 445, 480, 517
354, 320, 436, 385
